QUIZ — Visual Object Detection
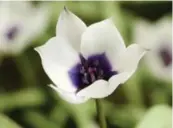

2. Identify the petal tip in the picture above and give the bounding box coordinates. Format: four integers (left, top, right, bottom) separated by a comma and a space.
49, 84, 57, 91
62, 6, 69, 15
64, 6, 68, 12
105, 17, 114, 25
108, 16, 114, 22
34, 45, 44, 54
34, 47, 40, 53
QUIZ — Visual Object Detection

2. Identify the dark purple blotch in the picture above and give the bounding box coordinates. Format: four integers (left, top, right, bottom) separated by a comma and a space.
68, 53, 118, 91
6, 26, 19, 40
159, 47, 172, 67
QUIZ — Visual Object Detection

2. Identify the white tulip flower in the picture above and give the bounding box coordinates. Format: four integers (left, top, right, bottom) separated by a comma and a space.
35, 8, 146, 104
133, 17, 172, 81
0, 2, 49, 55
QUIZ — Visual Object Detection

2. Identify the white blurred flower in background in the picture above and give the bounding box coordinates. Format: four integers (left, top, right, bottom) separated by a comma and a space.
35, 8, 146, 104
133, 17, 172, 81
0, 2, 49, 56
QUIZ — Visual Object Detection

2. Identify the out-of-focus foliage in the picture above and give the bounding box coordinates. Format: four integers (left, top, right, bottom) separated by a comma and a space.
0, 1, 172, 128
0, 114, 21, 128
136, 105, 172, 128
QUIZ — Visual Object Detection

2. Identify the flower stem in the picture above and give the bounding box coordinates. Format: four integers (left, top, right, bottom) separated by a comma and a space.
95, 99, 107, 128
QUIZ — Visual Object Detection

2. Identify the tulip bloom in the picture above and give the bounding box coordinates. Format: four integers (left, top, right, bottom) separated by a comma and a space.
0, 2, 49, 55
35, 8, 146, 104
134, 17, 172, 81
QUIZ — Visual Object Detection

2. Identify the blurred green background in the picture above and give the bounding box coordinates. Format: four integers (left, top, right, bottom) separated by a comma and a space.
0, 1, 172, 128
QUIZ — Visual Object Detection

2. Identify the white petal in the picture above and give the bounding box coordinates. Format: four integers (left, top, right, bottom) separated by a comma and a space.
117, 43, 146, 73
108, 72, 133, 95
56, 7, 87, 51
49, 84, 89, 104
81, 18, 126, 62
35, 36, 80, 92
76, 80, 109, 98
35, 36, 80, 70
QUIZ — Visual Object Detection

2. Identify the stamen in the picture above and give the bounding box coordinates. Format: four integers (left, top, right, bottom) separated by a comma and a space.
93, 60, 99, 66
83, 73, 89, 84
99, 70, 104, 76
69, 54, 118, 90
88, 67, 94, 73
90, 72, 96, 83
80, 66, 85, 74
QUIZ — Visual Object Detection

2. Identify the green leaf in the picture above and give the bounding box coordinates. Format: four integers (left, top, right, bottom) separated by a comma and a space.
23, 111, 60, 128
136, 105, 172, 128
0, 87, 46, 112
0, 114, 21, 128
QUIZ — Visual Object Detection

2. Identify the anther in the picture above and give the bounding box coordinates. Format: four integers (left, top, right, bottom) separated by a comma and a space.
94, 60, 99, 66
80, 66, 85, 74
90, 73, 96, 82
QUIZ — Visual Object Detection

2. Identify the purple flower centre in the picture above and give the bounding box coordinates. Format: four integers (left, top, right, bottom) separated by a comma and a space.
159, 47, 172, 67
68, 53, 118, 91
6, 26, 19, 40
